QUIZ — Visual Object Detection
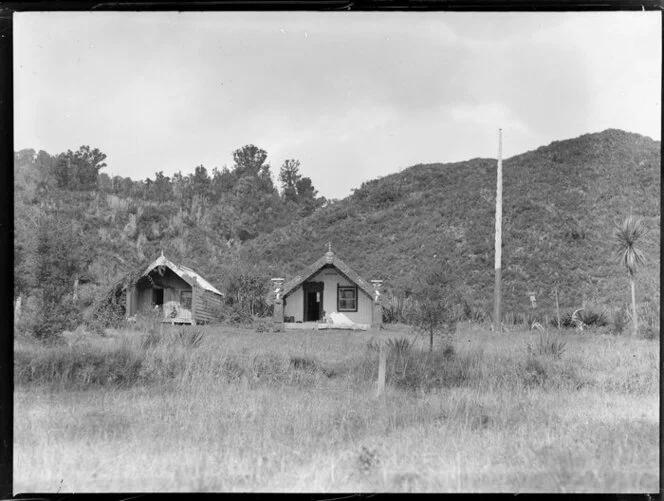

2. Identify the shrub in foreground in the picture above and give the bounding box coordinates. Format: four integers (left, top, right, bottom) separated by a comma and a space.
520, 355, 590, 391
526, 331, 567, 359
351, 343, 460, 392
15, 338, 333, 389
174, 326, 205, 348
640, 324, 659, 340
391, 348, 463, 392
18, 295, 82, 341
141, 325, 205, 349
610, 307, 629, 335
558, 311, 576, 329
15, 342, 145, 387
469, 306, 488, 324
577, 308, 609, 328
523, 356, 548, 387
635, 302, 660, 339
550, 307, 609, 331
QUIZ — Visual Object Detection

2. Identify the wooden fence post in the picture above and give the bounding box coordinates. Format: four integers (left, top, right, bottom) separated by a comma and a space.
376, 335, 386, 397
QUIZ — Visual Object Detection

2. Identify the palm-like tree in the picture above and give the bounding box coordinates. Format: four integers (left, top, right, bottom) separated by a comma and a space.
613, 216, 648, 336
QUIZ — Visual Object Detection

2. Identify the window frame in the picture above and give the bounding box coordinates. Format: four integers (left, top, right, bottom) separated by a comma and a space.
337, 285, 358, 312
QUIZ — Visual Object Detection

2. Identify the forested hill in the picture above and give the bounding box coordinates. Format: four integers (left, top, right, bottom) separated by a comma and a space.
237, 129, 660, 314
14, 145, 325, 324
14, 129, 660, 328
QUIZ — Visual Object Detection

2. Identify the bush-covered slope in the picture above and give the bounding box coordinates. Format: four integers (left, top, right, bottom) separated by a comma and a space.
237, 129, 660, 315
14, 143, 327, 323
14, 129, 660, 326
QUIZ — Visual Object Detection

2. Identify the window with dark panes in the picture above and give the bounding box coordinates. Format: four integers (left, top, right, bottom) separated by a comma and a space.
180, 290, 192, 310
338, 286, 357, 312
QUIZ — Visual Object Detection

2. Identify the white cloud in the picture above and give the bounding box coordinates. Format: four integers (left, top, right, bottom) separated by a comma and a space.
13, 12, 661, 198
447, 103, 529, 135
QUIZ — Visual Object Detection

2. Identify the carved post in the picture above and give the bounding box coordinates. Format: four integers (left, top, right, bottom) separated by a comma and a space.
371, 279, 386, 397
370, 280, 383, 329
271, 278, 285, 331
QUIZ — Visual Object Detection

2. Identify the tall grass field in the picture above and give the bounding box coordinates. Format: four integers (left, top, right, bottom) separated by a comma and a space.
14, 323, 659, 492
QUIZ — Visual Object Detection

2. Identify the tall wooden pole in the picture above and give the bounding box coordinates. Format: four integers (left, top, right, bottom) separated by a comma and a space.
493, 129, 503, 333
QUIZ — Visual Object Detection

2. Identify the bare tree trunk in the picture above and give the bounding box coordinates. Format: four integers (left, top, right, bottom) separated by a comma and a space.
630, 277, 638, 336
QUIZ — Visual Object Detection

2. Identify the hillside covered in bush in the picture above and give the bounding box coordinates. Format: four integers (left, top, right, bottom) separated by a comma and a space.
238, 129, 660, 317
14, 129, 660, 333
14, 144, 325, 332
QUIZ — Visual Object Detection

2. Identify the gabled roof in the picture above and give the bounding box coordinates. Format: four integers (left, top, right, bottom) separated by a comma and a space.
282, 250, 374, 299
143, 255, 223, 296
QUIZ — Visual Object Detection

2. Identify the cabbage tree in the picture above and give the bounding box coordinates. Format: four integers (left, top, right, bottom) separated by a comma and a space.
613, 216, 648, 336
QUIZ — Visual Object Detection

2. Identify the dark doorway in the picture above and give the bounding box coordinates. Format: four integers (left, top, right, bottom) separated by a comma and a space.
303, 282, 324, 322
153, 288, 164, 308
306, 292, 319, 321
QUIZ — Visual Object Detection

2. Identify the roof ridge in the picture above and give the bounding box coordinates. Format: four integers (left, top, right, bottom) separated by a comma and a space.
142, 255, 223, 296
281, 252, 374, 298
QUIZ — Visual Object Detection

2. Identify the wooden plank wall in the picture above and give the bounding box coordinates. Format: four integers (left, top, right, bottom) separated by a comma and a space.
193, 288, 223, 324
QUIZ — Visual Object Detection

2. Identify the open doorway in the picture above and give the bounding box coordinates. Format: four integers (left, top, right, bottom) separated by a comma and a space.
303, 282, 324, 321
152, 288, 164, 309
306, 292, 320, 321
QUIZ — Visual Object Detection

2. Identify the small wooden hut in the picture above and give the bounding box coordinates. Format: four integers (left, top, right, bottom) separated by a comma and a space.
123, 253, 224, 324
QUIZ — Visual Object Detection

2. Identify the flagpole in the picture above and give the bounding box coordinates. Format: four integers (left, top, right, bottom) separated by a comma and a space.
493, 128, 503, 333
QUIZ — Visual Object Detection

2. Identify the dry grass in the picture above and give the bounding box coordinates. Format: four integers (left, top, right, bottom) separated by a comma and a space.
14, 323, 659, 493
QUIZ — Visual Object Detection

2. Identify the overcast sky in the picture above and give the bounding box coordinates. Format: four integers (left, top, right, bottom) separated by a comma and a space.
14, 12, 661, 199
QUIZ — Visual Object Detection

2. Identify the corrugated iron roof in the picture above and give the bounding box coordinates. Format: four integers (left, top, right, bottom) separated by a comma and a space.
143, 255, 223, 296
